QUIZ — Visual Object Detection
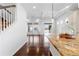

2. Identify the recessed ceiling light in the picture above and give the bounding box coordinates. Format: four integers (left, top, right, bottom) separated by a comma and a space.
33, 6, 36, 9
57, 22, 59, 24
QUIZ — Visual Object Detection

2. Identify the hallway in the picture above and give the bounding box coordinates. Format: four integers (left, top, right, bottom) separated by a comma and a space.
14, 43, 52, 56
14, 34, 52, 56
0, 3, 78, 56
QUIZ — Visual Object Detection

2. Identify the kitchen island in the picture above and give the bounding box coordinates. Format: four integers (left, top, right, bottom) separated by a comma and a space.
49, 35, 79, 56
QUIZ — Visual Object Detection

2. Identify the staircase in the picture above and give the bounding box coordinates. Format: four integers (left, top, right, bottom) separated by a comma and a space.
0, 5, 16, 31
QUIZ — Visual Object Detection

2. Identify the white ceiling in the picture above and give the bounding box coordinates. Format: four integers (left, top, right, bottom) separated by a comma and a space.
22, 3, 77, 20
53, 3, 72, 11
22, 3, 52, 20
22, 3, 78, 22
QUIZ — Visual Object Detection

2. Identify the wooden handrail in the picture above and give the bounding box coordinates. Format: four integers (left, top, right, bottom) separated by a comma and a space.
0, 5, 16, 9
0, 5, 16, 14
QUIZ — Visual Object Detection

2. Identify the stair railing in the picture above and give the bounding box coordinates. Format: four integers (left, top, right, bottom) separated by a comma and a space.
0, 5, 16, 31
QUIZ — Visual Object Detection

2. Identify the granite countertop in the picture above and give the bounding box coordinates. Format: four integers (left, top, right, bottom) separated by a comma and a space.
49, 35, 79, 56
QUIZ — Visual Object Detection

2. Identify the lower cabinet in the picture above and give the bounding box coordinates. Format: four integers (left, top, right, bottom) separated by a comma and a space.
49, 42, 61, 56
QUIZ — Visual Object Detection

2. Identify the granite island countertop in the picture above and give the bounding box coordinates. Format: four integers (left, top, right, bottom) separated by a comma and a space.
49, 35, 79, 56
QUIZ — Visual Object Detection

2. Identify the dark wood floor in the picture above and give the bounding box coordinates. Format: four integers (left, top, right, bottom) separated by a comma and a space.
14, 43, 52, 56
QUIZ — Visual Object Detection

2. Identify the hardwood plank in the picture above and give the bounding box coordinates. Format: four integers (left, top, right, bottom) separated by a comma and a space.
14, 43, 52, 56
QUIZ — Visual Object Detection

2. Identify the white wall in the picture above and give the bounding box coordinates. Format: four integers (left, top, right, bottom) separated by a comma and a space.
56, 10, 79, 36
0, 4, 28, 56
22, 3, 52, 20
78, 3, 79, 8
53, 4, 78, 36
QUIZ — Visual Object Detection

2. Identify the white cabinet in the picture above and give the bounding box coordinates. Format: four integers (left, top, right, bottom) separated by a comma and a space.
49, 41, 61, 56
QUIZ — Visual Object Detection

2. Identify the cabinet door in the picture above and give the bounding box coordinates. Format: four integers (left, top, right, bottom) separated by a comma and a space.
49, 42, 60, 56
